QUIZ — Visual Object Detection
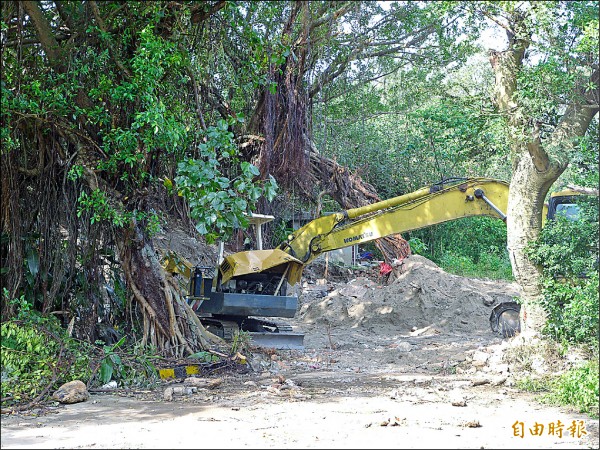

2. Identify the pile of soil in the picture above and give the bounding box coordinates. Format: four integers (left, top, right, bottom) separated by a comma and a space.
153, 223, 218, 267
298, 255, 520, 335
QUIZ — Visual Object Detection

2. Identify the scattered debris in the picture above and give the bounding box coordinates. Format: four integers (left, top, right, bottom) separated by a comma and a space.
449, 389, 467, 407
463, 420, 482, 428
163, 386, 196, 401
158, 352, 248, 380
380, 417, 406, 427
183, 377, 223, 389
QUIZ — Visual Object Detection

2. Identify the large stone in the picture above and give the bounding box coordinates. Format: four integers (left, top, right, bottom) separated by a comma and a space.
52, 380, 89, 404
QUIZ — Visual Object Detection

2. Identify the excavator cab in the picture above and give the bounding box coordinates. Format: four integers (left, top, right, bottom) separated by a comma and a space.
542, 189, 584, 227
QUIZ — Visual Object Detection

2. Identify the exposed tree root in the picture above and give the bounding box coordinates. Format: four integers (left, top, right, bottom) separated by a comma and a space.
299, 140, 411, 264
118, 225, 226, 357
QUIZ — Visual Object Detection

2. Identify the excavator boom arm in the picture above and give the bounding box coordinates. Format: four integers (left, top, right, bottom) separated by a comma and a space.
282, 178, 509, 265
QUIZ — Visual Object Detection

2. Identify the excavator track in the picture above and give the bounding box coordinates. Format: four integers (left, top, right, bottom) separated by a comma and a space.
201, 318, 239, 341
200, 316, 304, 350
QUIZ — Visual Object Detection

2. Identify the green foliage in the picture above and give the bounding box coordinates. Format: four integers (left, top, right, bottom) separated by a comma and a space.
230, 330, 252, 355
527, 199, 599, 346
76, 189, 162, 235
519, 359, 600, 419
270, 220, 295, 247
543, 359, 599, 418
4, 288, 34, 321
94, 342, 161, 388
407, 237, 428, 255
437, 251, 513, 280
189, 351, 220, 363
1, 291, 93, 406
538, 275, 599, 345
175, 118, 278, 243
90, 336, 160, 388
408, 216, 513, 280
315, 60, 510, 199
97, 336, 126, 385
515, 375, 552, 393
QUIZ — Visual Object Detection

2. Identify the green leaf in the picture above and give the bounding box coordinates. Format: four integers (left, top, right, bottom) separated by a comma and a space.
110, 353, 122, 365
99, 360, 113, 384
195, 222, 208, 234
26, 249, 39, 277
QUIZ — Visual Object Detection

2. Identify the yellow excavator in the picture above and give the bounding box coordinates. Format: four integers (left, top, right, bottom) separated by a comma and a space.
164, 177, 513, 348
165, 177, 589, 347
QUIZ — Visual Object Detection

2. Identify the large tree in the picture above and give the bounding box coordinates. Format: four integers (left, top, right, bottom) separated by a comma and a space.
474, 2, 599, 333
213, 1, 477, 260
1, 1, 236, 353
1, 1, 473, 352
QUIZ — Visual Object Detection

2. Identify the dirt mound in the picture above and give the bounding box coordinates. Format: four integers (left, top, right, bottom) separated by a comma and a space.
154, 223, 218, 268
297, 255, 521, 336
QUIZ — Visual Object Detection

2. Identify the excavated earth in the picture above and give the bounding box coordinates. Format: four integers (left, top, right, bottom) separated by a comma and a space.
1, 255, 598, 449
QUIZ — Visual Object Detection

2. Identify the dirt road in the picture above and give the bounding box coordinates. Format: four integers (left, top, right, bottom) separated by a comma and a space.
2, 256, 598, 449
1, 349, 597, 449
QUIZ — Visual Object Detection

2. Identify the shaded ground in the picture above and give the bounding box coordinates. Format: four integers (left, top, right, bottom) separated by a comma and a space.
1, 256, 598, 449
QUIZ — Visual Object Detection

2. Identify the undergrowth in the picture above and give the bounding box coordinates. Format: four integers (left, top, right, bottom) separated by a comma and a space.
436, 252, 514, 280
516, 357, 599, 419
1, 289, 162, 410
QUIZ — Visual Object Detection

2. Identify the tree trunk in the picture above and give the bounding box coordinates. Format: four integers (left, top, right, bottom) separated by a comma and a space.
118, 224, 225, 356
506, 152, 559, 334
489, 11, 598, 337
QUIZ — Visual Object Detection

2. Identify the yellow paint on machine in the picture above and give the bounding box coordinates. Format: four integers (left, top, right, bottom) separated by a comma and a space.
219, 249, 304, 285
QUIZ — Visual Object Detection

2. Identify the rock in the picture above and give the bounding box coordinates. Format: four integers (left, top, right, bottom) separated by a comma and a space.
284, 378, 298, 388
471, 378, 491, 387
449, 389, 467, 407
482, 295, 495, 306
531, 357, 547, 374
490, 363, 509, 374
184, 377, 222, 389
464, 420, 481, 428
396, 341, 413, 352
52, 380, 89, 404
491, 375, 507, 386
472, 351, 489, 365
409, 325, 437, 336
164, 385, 196, 401
339, 285, 369, 298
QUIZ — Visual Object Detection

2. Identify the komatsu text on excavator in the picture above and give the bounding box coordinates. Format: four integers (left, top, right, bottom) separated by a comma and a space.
163, 177, 513, 349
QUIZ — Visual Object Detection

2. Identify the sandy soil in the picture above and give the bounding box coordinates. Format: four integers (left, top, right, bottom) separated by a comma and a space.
1, 256, 598, 449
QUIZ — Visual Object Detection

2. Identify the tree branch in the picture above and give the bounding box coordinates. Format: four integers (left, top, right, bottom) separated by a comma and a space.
566, 185, 599, 196
20, 0, 62, 67
89, 0, 131, 77
526, 121, 549, 172
190, 1, 227, 24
